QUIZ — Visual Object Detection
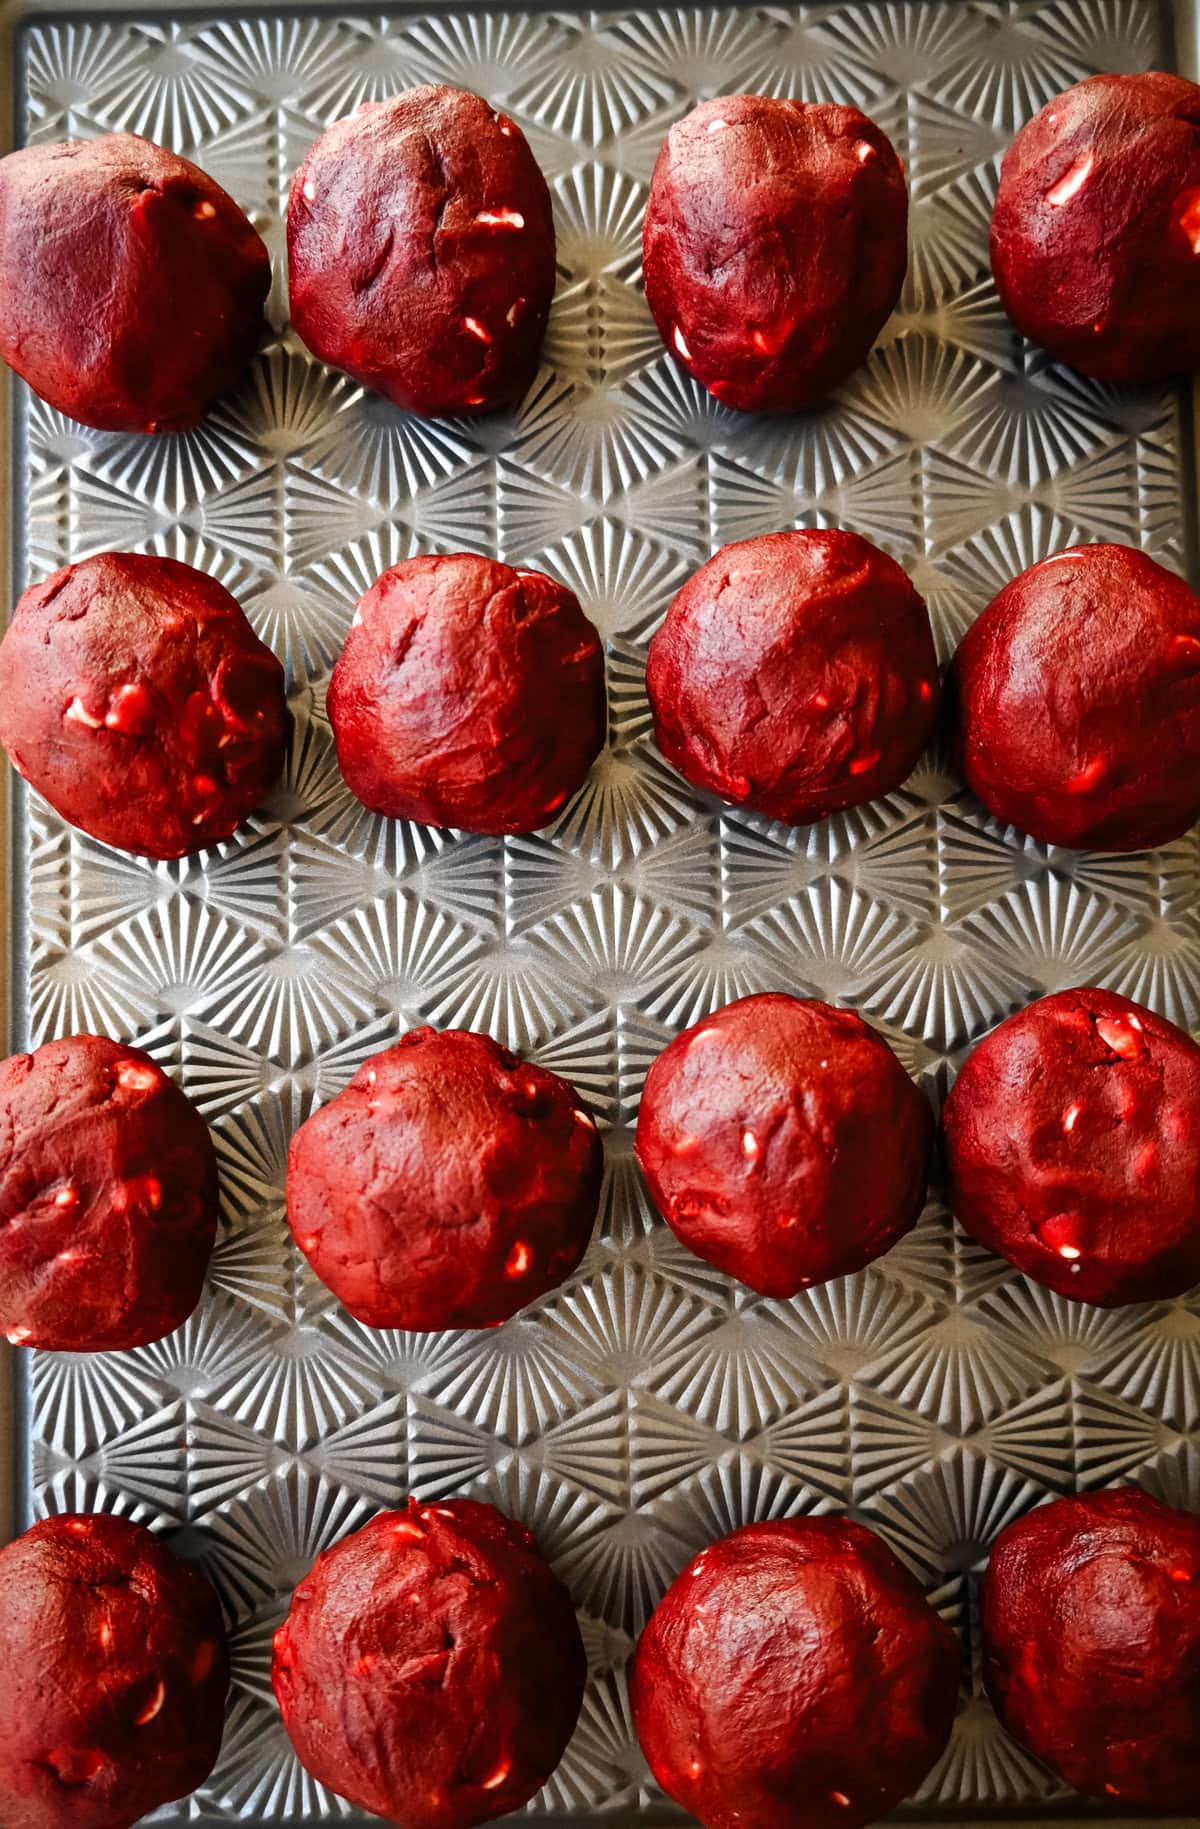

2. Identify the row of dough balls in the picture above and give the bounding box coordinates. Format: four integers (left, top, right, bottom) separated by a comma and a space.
3, 530, 1200, 863
0, 1483, 1195, 1829
0, 74, 1198, 432
3, 977, 1197, 1356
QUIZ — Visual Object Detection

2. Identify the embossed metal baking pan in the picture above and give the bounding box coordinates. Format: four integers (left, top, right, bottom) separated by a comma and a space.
3, 0, 1200, 1822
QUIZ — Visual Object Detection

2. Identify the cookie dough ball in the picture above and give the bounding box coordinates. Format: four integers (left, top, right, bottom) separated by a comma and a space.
273, 1498, 586, 1829
944, 988, 1200, 1306
952, 543, 1200, 852
327, 553, 605, 835
287, 1027, 602, 1331
0, 133, 269, 433
0, 552, 288, 859
982, 1487, 1200, 1808
635, 993, 932, 1297
991, 73, 1200, 383
631, 1517, 959, 1829
0, 1511, 229, 1829
644, 95, 908, 413
288, 85, 555, 417
0, 1035, 219, 1352
647, 530, 939, 825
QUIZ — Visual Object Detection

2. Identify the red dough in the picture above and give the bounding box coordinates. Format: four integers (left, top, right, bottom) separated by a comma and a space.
643, 95, 908, 413
273, 1498, 586, 1829
647, 530, 939, 826
0, 133, 269, 433
327, 553, 605, 835
630, 1517, 959, 1829
287, 1028, 602, 1331
991, 73, 1200, 383
952, 543, 1200, 852
944, 988, 1200, 1307
0, 1511, 229, 1829
288, 86, 555, 417
982, 1487, 1200, 1808
635, 993, 932, 1297
0, 552, 288, 859
0, 1035, 219, 1352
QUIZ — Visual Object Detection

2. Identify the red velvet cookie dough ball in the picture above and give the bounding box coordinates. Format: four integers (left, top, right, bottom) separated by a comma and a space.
944, 988, 1200, 1307
952, 544, 1200, 852
646, 530, 939, 826
991, 73, 1200, 383
287, 1027, 602, 1331
0, 1511, 228, 1829
0, 1035, 219, 1352
631, 1517, 959, 1829
327, 553, 605, 836
643, 95, 908, 413
982, 1487, 1200, 1809
288, 85, 555, 417
0, 552, 287, 859
0, 133, 269, 433
635, 993, 932, 1297
273, 1498, 586, 1829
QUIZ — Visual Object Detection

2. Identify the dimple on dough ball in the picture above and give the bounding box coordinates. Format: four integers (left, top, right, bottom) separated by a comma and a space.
287, 85, 556, 417
327, 552, 606, 836
0, 132, 269, 433
951, 543, 1200, 852
991, 72, 1200, 382
0, 551, 288, 859
944, 988, 1200, 1307
635, 993, 932, 1297
982, 1487, 1200, 1809
630, 1516, 959, 1829
643, 94, 908, 413
0, 1034, 219, 1352
646, 529, 939, 825
272, 1498, 586, 1829
0, 1511, 228, 1829
286, 1027, 603, 1331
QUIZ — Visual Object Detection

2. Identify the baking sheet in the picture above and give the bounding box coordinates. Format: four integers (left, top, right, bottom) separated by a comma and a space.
6, 0, 1200, 1820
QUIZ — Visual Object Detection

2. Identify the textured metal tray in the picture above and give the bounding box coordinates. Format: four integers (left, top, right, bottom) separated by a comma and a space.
6, 0, 1200, 1823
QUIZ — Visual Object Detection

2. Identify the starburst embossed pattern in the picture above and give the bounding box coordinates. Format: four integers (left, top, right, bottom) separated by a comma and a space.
8, 1, 1198, 1821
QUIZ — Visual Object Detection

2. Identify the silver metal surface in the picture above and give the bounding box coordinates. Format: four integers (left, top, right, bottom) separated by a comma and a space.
6, 0, 1200, 1821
